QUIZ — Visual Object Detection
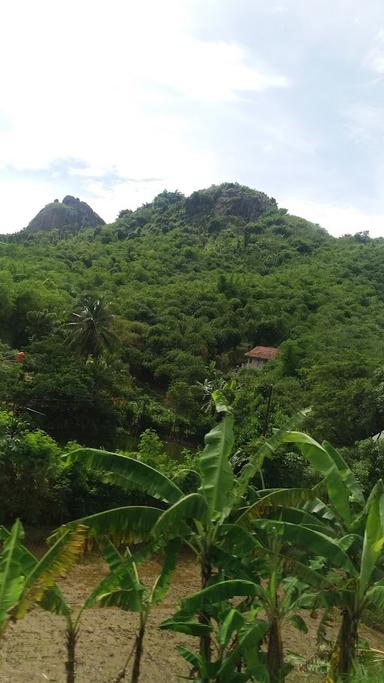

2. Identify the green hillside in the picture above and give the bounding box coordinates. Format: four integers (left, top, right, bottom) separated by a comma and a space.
1, 182, 384, 457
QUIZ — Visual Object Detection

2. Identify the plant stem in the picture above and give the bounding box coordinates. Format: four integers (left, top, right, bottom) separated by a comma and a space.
199, 555, 212, 665
329, 608, 359, 681
130, 614, 146, 683
267, 615, 284, 683
113, 640, 136, 683
65, 617, 78, 683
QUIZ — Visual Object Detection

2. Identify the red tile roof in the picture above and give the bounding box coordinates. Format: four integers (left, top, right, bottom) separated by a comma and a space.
244, 346, 278, 359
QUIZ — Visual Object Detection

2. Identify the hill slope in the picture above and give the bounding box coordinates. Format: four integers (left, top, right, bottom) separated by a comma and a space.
1, 182, 384, 455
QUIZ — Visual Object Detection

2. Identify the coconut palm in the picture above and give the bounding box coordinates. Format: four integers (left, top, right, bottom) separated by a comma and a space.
67, 297, 117, 361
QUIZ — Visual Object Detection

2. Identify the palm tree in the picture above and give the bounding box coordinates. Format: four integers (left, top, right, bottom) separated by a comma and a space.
67, 297, 117, 361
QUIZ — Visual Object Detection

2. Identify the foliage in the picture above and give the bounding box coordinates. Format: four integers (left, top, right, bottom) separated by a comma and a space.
0, 520, 85, 639
1, 182, 384, 456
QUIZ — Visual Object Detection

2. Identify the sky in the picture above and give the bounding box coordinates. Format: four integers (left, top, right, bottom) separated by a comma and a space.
2, 1, 384, 236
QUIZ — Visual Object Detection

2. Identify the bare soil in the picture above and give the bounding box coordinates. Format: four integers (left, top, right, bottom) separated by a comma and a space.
1, 545, 384, 683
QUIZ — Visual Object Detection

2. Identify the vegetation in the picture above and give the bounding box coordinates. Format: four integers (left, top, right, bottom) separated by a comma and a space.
3, 183, 384, 680
0, 182, 382, 458
3, 402, 384, 681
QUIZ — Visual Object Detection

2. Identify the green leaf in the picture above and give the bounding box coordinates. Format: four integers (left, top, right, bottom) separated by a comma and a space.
152, 494, 207, 540
365, 585, 384, 611
97, 588, 143, 612
179, 580, 258, 614
0, 525, 71, 619
289, 614, 308, 633
219, 523, 263, 556
212, 390, 232, 415
268, 506, 336, 536
282, 432, 352, 526
252, 519, 357, 576
17, 525, 86, 618
218, 620, 268, 678
0, 520, 25, 629
176, 645, 202, 670
161, 618, 212, 636
359, 480, 384, 600
151, 539, 180, 605
218, 608, 244, 647
84, 541, 143, 611
198, 415, 234, 520
52, 506, 162, 545
236, 409, 308, 500
39, 586, 72, 617
238, 487, 320, 523
0, 525, 36, 577
322, 441, 365, 507
64, 448, 183, 504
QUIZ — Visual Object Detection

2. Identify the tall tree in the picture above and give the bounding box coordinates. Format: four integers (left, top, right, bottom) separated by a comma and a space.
67, 298, 117, 361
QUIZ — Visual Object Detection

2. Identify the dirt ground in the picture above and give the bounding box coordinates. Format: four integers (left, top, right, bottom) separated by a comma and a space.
1, 543, 384, 683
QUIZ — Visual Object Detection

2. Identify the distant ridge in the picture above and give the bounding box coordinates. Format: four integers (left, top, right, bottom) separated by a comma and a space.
25, 195, 105, 234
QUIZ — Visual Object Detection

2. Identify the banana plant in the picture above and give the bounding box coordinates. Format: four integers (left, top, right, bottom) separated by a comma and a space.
216, 518, 327, 683
232, 430, 373, 682
0, 520, 86, 681
240, 474, 384, 679
53, 399, 308, 666
160, 579, 269, 682
54, 396, 235, 662
0, 520, 26, 637
1, 522, 150, 683
91, 537, 180, 683
277, 431, 384, 680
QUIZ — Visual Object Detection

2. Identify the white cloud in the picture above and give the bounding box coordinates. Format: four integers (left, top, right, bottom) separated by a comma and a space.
0, 179, 58, 233
281, 197, 384, 237
0, 0, 289, 166
2, 0, 384, 236
0, 0, 290, 230
344, 104, 384, 143
365, 29, 384, 74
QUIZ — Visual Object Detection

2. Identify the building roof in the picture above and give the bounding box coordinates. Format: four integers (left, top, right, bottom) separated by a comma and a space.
244, 345, 278, 359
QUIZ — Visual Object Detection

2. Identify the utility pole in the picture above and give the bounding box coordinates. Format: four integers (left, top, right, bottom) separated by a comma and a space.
263, 384, 274, 436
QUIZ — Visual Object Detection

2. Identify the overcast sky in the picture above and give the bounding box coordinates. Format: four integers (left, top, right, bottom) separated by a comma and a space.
2, 0, 384, 235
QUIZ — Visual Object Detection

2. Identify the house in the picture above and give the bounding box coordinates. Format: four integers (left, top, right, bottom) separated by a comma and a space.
244, 345, 278, 369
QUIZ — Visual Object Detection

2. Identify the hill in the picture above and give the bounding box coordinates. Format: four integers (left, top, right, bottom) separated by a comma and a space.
25, 195, 105, 234
1, 182, 383, 466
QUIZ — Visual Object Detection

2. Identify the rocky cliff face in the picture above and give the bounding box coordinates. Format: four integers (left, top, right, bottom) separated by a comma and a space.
25, 196, 105, 234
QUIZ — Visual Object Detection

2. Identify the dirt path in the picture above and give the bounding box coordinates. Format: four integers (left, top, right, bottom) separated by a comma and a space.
0, 551, 200, 683
1, 549, 384, 682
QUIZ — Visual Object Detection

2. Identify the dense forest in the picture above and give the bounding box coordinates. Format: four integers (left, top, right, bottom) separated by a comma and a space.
4, 183, 384, 682
1, 182, 384, 525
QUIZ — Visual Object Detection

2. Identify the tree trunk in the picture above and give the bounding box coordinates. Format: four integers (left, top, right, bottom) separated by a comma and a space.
131, 621, 146, 683
329, 608, 359, 681
65, 621, 77, 683
267, 615, 284, 682
199, 557, 212, 665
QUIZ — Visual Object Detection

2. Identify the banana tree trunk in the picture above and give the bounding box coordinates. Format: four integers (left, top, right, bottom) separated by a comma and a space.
131, 617, 146, 683
267, 615, 284, 683
199, 556, 212, 664
329, 608, 359, 681
65, 618, 78, 683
